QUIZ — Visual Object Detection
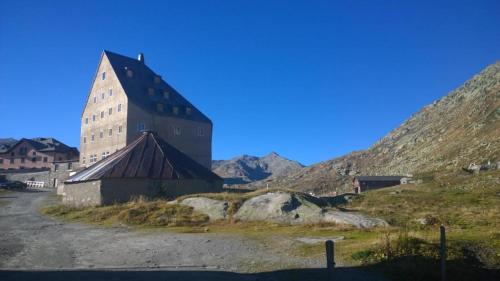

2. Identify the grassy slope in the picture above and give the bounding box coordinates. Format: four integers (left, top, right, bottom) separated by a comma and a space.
42, 171, 499, 279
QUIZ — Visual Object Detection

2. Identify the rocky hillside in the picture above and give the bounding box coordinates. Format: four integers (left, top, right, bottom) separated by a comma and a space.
212, 152, 304, 184
265, 62, 500, 194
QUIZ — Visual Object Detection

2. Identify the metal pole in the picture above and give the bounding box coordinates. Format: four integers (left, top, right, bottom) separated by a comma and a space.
325, 240, 335, 280
440, 225, 446, 281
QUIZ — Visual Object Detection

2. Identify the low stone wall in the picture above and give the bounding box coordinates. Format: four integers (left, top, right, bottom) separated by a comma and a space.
62, 178, 224, 207
2, 170, 52, 187
63, 180, 102, 207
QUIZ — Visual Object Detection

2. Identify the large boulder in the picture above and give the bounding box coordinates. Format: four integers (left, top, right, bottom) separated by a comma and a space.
180, 197, 228, 220
234, 192, 324, 224
322, 211, 388, 228
233, 191, 388, 228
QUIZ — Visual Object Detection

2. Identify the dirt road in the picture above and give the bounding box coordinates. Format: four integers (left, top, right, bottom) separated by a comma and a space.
0, 191, 384, 281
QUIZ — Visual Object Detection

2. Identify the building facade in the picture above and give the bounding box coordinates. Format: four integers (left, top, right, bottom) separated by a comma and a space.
0, 138, 79, 170
352, 176, 404, 193
80, 51, 212, 169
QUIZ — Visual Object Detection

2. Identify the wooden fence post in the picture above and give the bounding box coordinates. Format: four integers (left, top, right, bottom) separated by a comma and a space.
440, 225, 446, 281
325, 240, 335, 280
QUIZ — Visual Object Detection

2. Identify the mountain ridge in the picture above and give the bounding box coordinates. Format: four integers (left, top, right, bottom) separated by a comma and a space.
256, 61, 500, 194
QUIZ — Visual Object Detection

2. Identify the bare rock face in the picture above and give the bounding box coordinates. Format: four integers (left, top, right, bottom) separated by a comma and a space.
233, 192, 387, 228
322, 211, 388, 228
180, 197, 228, 220
212, 152, 304, 185
234, 192, 324, 224
265, 62, 500, 194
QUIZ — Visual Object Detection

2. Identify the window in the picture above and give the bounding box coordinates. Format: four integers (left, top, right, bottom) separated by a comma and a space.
20, 147, 27, 155
101, 111, 104, 118
173, 106, 179, 115
186, 107, 192, 115
137, 123, 146, 132
90, 154, 98, 163
10, 152, 14, 156
108, 128, 112, 136
101, 92, 105, 99
32, 151, 36, 156
197, 127, 204, 137
118, 125, 123, 133
126, 69, 133, 78
82, 157, 86, 164
92, 115, 96, 122
154, 76, 161, 83
101, 151, 110, 160
32, 157, 37, 162
174, 127, 181, 136
163, 91, 170, 99
91, 133, 95, 142
108, 107, 112, 115
148, 88, 154, 96
102, 72, 106, 80
9, 159, 14, 164
85, 118, 89, 124
109, 89, 113, 96
99, 130, 103, 138
0, 159, 3, 164
54, 164, 59, 171
21, 158, 25, 163
93, 96, 97, 103
43, 157, 48, 163
59, 157, 62, 161
117, 104, 122, 112
156, 103, 164, 112
83, 136, 87, 144
68, 162, 72, 170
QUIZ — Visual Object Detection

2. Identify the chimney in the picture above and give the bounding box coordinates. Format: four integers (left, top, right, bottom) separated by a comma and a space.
138, 53, 145, 64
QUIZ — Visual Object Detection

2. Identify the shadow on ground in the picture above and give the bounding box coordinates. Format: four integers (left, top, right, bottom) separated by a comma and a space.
0, 267, 380, 281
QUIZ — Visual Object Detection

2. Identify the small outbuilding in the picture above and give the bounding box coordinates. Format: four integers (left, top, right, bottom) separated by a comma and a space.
63, 132, 223, 207
353, 176, 404, 193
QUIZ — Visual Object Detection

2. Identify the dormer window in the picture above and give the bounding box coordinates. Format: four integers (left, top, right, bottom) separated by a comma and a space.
172, 106, 179, 115
163, 91, 170, 99
156, 103, 164, 112
102, 72, 106, 80
186, 107, 192, 115
154, 75, 161, 83
174, 126, 181, 136
126, 68, 133, 78
148, 88, 154, 96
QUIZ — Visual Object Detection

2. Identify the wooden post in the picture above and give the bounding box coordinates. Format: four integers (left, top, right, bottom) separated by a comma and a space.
325, 240, 335, 280
440, 225, 446, 281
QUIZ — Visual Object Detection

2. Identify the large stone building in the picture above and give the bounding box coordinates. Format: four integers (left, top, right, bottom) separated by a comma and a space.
0, 137, 79, 170
80, 51, 213, 169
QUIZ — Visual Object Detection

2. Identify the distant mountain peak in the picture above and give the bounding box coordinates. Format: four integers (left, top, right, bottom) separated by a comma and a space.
212, 152, 304, 185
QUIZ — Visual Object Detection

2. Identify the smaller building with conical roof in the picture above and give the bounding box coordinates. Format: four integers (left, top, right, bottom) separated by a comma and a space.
63, 132, 222, 206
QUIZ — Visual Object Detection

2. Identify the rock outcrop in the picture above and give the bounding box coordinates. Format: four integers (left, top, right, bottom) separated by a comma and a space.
180, 197, 228, 220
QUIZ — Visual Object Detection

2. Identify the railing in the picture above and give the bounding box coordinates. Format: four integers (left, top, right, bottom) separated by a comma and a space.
25, 181, 45, 188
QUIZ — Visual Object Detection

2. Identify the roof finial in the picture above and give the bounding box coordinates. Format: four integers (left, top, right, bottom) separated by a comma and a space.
138, 53, 145, 64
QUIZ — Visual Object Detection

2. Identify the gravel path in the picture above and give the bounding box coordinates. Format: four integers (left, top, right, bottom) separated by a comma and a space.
0, 191, 385, 281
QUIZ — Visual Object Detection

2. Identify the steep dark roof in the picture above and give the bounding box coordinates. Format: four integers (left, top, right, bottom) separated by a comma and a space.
0, 137, 78, 154
66, 131, 221, 183
354, 176, 404, 182
0, 138, 18, 153
103, 50, 211, 124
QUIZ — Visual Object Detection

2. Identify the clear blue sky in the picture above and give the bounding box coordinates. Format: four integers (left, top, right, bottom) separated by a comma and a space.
0, 1, 499, 165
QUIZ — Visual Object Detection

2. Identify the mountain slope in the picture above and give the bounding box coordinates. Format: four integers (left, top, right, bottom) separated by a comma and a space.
266, 62, 500, 194
212, 152, 304, 184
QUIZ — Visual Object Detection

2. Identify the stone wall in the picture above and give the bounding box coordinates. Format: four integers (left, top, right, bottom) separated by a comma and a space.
2, 169, 52, 187
63, 180, 102, 207
62, 178, 223, 207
